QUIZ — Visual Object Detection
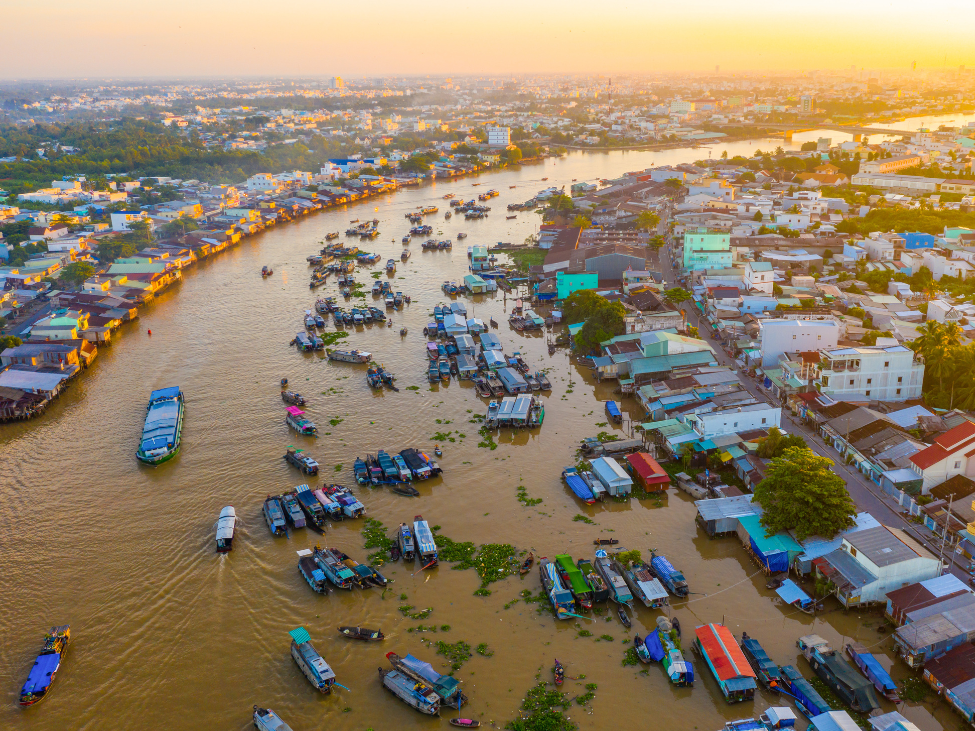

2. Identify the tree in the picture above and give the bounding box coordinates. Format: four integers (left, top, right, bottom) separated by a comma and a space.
58, 261, 95, 287
0, 335, 22, 351
801, 141, 818, 151
571, 215, 592, 230
753, 446, 857, 540
912, 320, 962, 391
574, 301, 626, 353
503, 147, 523, 165
648, 235, 665, 251
756, 427, 806, 458
634, 210, 660, 232
664, 178, 682, 190
546, 194, 574, 213
96, 239, 138, 263
128, 218, 154, 247
160, 215, 199, 238
753, 210, 763, 222
663, 287, 692, 305
686, 325, 699, 338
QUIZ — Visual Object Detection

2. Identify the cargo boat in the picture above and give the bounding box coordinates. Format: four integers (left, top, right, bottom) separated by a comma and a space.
386, 651, 469, 709
136, 386, 184, 464
539, 557, 576, 619
289, 627, 336, 693
797, 635, 881, 713
399, 522, 416, 560
285, 406, 317, 436
740, 632, 782, 689
650, 550, 689, 598
845, 642, 900, 702
620, 560, 669, 609
313, 545, 355, 589
694, 623, 757, 703
327, 348, 372, 363
555, 554, 593, 610
19, 626, 70, 706
594, 549, 633, 605
379, 669, 441, 715
215, 506, 237, 553
253, 706, 294, 731
413, 515, 438, 567
263, 496, 287, 535
297, 549, 329, 593
294, 484, 330, 531
576, 558, 610, 602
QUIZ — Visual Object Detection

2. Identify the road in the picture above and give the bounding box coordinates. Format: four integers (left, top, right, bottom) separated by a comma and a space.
11, 302, 51, 337
653, 223, 971, 582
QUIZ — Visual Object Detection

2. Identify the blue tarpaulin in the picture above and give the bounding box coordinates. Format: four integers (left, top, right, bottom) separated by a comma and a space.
776, 579, 813, 608
605, 401, 621, 419
565, 474, 595, 502
644, 630, 666, 662
750, 536, 790, 573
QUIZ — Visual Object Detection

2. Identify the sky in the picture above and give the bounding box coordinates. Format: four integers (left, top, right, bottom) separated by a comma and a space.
4, 0, 975, 79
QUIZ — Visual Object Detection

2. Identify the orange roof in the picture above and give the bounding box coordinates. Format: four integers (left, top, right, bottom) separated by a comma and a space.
910, 421, 975, 470
694, 624, 756, 681
626, 452, 669, 484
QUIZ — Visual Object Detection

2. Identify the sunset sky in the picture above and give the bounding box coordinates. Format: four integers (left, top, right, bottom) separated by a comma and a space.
5, 0, 974, 79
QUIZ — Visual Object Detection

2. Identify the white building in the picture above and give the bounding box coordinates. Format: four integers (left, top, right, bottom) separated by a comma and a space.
772, 212, 810, 231
487, 126, 511, 147
851, 172, 943, 193
689, 402, 781, 439
670, 99, 695, 114
744, 261, 774, 294
815, 342, 924, 402
686, 178, 735, 201
109, 211, 149, 232
330, 76, 344, 89
245, 173, 283, 193
759, 319, 839, 367
908, 421, 975, 492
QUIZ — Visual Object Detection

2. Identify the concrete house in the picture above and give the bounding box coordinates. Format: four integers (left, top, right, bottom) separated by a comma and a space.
908, 421, 975, 493
744, 261, 774, 295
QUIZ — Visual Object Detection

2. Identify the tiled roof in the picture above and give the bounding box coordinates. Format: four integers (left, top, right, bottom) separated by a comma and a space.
910, 420, 975, 470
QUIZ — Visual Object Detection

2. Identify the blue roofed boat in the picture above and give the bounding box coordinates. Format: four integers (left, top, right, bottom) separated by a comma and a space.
740, 632, 782, 689
289, 627, 336, 693
650, 550, 689, 598
297, 549, 329, 593
780, 664, 831, 718
605, 400, 622, 424
413, 515, 438, 567
263, 495, 287, 535
136, 386, 184, 464
721, 707, 797, 731
775, 579, 817, 614
387, 651, 469, 709
313, 545, 355, 589
644, 629, 666, 661
660, 624, 695, 686
19, 626, 70, 706
845, 642, 900, 702
539, 557, 576, 619
562, 466, 595, 504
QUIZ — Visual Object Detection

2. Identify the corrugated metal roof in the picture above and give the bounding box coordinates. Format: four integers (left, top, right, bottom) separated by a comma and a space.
921, 573, 971, 598
895, 613, 964, 650
738, 514, 802, 556
846, 526, 920, 567
906, 593, 975, 624
795, 512, 881, 564
923, 640, 975, 690
694, 623, 755, 681
819, 548, 878, 589
695, 495, 762, 521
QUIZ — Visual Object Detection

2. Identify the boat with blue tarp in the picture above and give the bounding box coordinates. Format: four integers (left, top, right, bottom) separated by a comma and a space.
379, 668, 441, 715
562, 466, 595, 504
297, 549, 329, 593
621, 559, 669, 608
289, 627, 336, 693
650, 550, 689, 598
845, 642, 900, 702
19, 626, 70, 706
658, 620, 695, 686
797, 634, 881, 713
740, 632, 782, 689
311, 487, 343, 520
294, 484, 330, 531
377, 450, 400, 481
322, 484, 365, 518
644, 629, 666, 661
775, 579, 817, 614
413, 515, 438, 567
721, 707, 797, 731
605, 400, 622, 424
399, 522, 416, 560
263, 496, 287, 535
136, 386, 184, 464
779, 664, 831, 718
353, 458, 370, 485
387, 651, 469, 709
539, 557, 576, 619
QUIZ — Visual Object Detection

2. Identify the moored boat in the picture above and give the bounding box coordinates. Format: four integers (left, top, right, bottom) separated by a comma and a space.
285, 406, 317, 436
280, 492, 307, 528
294, 484, 330, 531
845, 642, 900, 702
313, 545, 355, 589
263, 496, 287, 535
797, 635, 880, 713
297, 549, 329, 593
535, 371, 552, 390
576, 558, 609, 602
399, 523, 416, 560
379, 668, 441, 715
333, 549, 373, 589
289, 627, 336, 693
740, 632, 782, 689
539, 557, 576, 619
321, 484, 365, 518
353, 458, 370, 485
136, 386, 185, 464
620, 559, 669, 609
634, 635, 653, 664
253, 706, 293, 731
555, 554, 593, 610
413, 515, 438, 567
327, 348, 372, 363
594, 550, 633, 605
449, 720, 480, 728
19, 626, 70, 707
650, 550, 689, 598
284, 446, 319, 475
520, 551, 535, 575
386, 651, 468, 709
215, 506, 236, 553
281, 390, 306, 406
338, 626, 385, 641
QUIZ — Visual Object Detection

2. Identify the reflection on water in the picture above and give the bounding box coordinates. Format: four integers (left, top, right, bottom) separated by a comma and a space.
1, 120, 960, 730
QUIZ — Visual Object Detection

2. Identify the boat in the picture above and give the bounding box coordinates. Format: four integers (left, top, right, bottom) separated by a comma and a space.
215, 506, 236, 553
400, 448, 435, 480
779, 664, 832, 718
333, 549, 373, 589
740, 632, 782, 689
294, 484, 330, 531
313, 545, 355, 589
281, 390, 306, 406
312, 487, 343, 522
449, 720, 480, 728
393, 483, 420, 497
326, 232, 339, 240
535, 371, 552, 390
620, 560, 669, 609
555, 554, 594, 610
438, 358, 451, 382
386, 259, 396, 272
798, 635, 881, 713
304, 312, 316, 329
399, 523, 416, 560
367, 366, 383, 389
520, 552, 535, 575
327, 348, 371, 363
457, 232, 467, 239
379, 668, 441, 715
413, 515, 438, 567
562, 466, 595, 504
694, 623, 757, 703
19, 626, 70, 707
297, 549, 329, 593
539, 558, 576, 619
285, 406, 317, 436
594, 550, 632, 605
576, 558, 609, 602
650, 550, 689, 598
366, 564, 390, 586
353, 458, 370, 485
473, 374, 492, 397
253, 706, 294, 731
136, 386, 184, 464
263, 496, 287, 535
262, 265, 273, 277
284, 446, 319, 475
605, 400, 622, 424
391, 453, 413, 481
554, 659, 565, 686
594, 538, 619, 545
365, 454, 383, 484
401, 249, 412, 261
506, 215, 516, 220
280, 492, 307, 528
524, 373, 540, 391
845, 642, 900, 702
338, 626, 385, 641
634, 635, 653, 664
434, 445, 442, 457
657, 619, 695, 686
321, 484, 365, 518
617, 605, 631, 628
289, 627, 336, 694
386, 651, 468, 709
377, 450, 400, 481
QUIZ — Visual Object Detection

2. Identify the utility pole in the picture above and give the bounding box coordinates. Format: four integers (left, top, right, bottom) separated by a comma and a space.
938, 493, 955, 575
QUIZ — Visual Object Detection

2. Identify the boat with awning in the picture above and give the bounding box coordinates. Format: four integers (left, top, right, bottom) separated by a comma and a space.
136, 386, 184, 464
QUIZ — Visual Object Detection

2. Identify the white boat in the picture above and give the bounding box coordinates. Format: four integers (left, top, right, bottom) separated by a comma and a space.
215, 506, 236, 553
326, 348, 371, 363
253, 706, 294, 731
289, 627, 336, 693
380, 668, 440, 715
413, 514, 438, 567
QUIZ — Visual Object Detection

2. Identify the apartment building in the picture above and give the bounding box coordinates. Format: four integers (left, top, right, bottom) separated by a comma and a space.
815, 342, 924, 402
487, 126, 510, 147
682, 229, 731, 271
859, 155, 923, 175
759, 319, 839, 367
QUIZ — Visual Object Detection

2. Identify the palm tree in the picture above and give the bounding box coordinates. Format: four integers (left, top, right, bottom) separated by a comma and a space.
949, 346, 975, 410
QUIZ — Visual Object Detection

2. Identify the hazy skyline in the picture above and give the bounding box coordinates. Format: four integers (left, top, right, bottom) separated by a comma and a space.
5, 0, 975, 79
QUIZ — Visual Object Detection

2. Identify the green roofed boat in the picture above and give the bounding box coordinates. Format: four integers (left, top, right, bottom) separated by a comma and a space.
136, 387, 184, 465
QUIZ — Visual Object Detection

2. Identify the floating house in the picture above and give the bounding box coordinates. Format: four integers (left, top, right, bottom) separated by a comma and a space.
922, 642, 975, 726
809, 711, 862, 731
780, 664, 832, 718
693, 623, 757, 703
497, 367, 530, 394
590, 456, 633, 497
479, 333, 502, 352
625, 452, 670, 492
736, 514, 803, 573
695, 495, 762, 537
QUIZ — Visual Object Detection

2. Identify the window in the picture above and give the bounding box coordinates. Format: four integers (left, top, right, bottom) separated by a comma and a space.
884, 361, 889, 368
896, 389, 901, 395
762, 418, 767, 424
818, 335, 822, 340
955, 461, 962, 470
898, 377, 903, 383
793, 335, 797, 340
850, 547, 858, 557
849, 379, 854, 385
866, 390, 871, 396
867, 378, 872, 384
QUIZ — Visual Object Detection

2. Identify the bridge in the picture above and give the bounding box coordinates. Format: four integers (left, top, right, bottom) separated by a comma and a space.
712, 122, 915, 141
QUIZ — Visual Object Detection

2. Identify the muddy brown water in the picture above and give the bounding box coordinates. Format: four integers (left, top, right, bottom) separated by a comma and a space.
0, 144, 955, 730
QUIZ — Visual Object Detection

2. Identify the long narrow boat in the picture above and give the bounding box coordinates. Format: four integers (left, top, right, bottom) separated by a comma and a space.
649, 550, 689, 598
136, 386, 184, 464
321, 484, 365, 518
379, 669, 441, 715
326, 348, 372, 363
797, 635, 881, 713
313, 545, 355, 589
413, 515, 438, 567
285, 406, 317, 436
263, 496, 287, 535
386, 651, 469, 709
576, 558, 609, 602
294, 484, 330, 532
539, 557, 576, 619
694, 623, 757, 703
779, 665, 832, 718
658, 623, 695, 686
555, 554, 593, 610
253, 706, 294, 731
297, 549, 329, 594
19, 626, 70, 706
215, 506, 237, 553
740, 632, 783, 690
594, 550, 633, 605
332, 549, 373, 589
311, 487, 344, 521
562, 467, 595, 504
845, 642, 900, 703
399, 523, 416, 560
289, 627, 336, 694
280, 492, 306, 528
620, 560, 669, 609
339, 626, 384, 641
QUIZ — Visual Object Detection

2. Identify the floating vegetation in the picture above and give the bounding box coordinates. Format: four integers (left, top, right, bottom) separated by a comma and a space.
469, 414, 485, 423
478, 426, 498, 450
594, 422, 607, 427
436, 640, 472, 671
571, 514, 596, 525
441, 625, 452, 632
408, 624, 440, 634
517, 484, 543, 507
362, 518, 394, 563
621, 648, 640, 667
614, 549, 642, 564
319, 331, 349, 347
596, 635, 614, 642
435, 419, 452, 424
329, 417, 344, 426
432, 431, 455, 442
405, 385, 420, 391
595, 431, 620, 443
575, 683, 597, 706
399, 605, 433, 620
474, 587, 491, 596
506, 681, 575, 731
901, 676, 929, 703
434, 532, 517, 592
334, 463, 343, 472
577, 630, 592, 638
475, 643, 494, 657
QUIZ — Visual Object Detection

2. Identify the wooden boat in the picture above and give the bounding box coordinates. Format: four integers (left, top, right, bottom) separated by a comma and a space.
449, 720, 480, 728
136, 386, 184, 465
281, 390, 306, 406
215, 506, 237, 553
289, 627, 336, 694
576, 558, 609, 602
524, 373, 540, 391
539, 558, 575, 619
413, 515, 438, 567
325, 232, 339, 240
253, 706, 293, 731
320, 484, 365, 518
535, 371, 552, 390
19, 626, 70, 706
594, 550, 632, 605
634, 635, 653, 664
797, 635, 881, 713
554, 659, 565, 686
390, 544, 401, 561
506, 215, 517, 220
519, 552, 534, 575
556, 554, 593, 610
338, 626, 385, 641
327, 348, 371, 363
379, 668, 441, 715
740, 632, 782, 689
594, 538, 619, 546
294, 485, 331, 531
649, 551, 689, 598
280, 492, 306, 528
298, 550, 329, 593
353, 458, 369, 485
335, 551, 373, 587
262, 265, 273, 276
621, 560, 669, 609
285, 406, 317, 436
617, 605, 631, 628
695, 624, 757, 703
387, 651, 468, 709
399, 523, 416, 560
284, 446, 319, 475
263, 496, 287, 535
313, 545, 355, 589
845, 642, 900, 703
367, 565, 390, 587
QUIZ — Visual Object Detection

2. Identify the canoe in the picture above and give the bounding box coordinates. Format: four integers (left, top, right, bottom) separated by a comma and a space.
519, 552, 534, 575
554, 659, 565, 686
450, 720, 481, 728
338, 626, 385, 641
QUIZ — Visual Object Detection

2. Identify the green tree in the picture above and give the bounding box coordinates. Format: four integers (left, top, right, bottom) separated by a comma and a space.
58, 261, 95, 287
571, 215, 592, 230
634, 210, 661, 231
160, 215, 199, 238
663, 287, 693, 306
648, 235, 665, 251
664, 178, 683, 191
547, 194, 574, 213
753, 447, 857, 540
503, 147, 523, 165
753, 210, 763, 222
96, 239, 138, 263
0, 335, 22, 351
756, 427, 807, 458
912, 320, 962, 391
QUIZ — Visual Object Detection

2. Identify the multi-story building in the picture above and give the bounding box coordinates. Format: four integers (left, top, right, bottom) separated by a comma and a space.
688, 402, 781, 440
759, 319, 839, 367
743, 261, 774, 294
682, 229, 731, 271
799, 95, 815, 114
815, 342, 924, 402
859, 155, 923, 174
487, 126, 510, 147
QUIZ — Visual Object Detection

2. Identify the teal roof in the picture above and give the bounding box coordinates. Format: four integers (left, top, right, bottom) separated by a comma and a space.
641, 418, 680, 431
289, 627, 311, 644
738, 515, 803, 559
631, 350, 716, 376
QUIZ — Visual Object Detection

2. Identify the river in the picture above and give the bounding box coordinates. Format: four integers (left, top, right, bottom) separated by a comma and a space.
1, 116, 966, 731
